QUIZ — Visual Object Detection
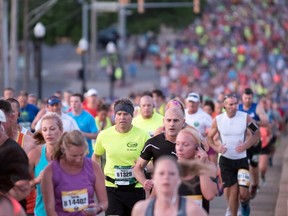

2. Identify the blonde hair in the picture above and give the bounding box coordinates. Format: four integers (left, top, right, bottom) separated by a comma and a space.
53, 130, 88, 160
154, 156, 209, 179
33, 112, 63, 145
178, 127, 201, 146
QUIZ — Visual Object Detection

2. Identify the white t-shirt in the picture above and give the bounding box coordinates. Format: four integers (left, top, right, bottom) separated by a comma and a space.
185, 108, 212, 136
35, 112, 80, 132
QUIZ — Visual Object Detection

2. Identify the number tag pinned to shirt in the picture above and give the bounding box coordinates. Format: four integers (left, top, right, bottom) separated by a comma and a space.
114, 166, 136, 185
61, 189, 88, 212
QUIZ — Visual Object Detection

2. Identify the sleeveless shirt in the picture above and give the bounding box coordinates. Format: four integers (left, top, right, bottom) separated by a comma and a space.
216, 111, 247, 159
145, 196, 187, 216
34, 145, 49, 216
52, 158, 96, 215
238, 103, 260, 122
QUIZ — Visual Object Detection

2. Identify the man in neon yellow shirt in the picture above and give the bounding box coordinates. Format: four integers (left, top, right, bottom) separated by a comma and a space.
133, 95, 163, 137
92, 98, 149, 216
152, 89, 166, 116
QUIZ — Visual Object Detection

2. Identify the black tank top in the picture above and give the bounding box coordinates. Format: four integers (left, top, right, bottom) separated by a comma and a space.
145, 196, 187, 216
178, 176, 209, 213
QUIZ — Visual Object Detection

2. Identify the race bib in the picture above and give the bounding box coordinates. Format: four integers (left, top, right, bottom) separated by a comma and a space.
237, 169, 250, 187
187, 195, 203, 207
114, 166, 136, 185
62, 189, 88, 212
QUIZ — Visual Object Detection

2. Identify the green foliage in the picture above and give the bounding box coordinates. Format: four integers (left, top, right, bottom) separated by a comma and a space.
19, 0, 206, 45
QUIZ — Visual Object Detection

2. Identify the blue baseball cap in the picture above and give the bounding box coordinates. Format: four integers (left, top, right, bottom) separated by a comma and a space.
47, 95, 61, 105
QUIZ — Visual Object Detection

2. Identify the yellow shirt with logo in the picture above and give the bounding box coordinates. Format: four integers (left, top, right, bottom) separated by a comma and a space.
94, 125, 149, 188
132, 112, 163, 137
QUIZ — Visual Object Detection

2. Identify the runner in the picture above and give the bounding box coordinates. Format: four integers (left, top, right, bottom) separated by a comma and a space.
132, 95, 163, 137
28, 113, 64, 216
176, 127, 218, 213
238, 88, 269, 199
132, 156, 208, 216
34, 95, 79, 132
207, 94, 260, 216
92, 98, 149, 216
41, 130, 108, 215
68, 93, 98, 158
134, 107, 185, 194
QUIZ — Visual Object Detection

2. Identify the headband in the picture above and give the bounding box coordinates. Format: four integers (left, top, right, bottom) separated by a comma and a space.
114, 103, 134, 117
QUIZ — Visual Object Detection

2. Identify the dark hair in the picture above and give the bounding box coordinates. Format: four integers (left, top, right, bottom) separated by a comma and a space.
71, 93, 84, 103
97, 103, 110, 112
114, 98, 134, 113
0, 100, 13, 115
203, 100, 215, 112
243, 88, 254, 96
18, 90, 28, 97
152, 89, 165, 99
3, 87, 15, 92
141, 91, 153, 97
6, 98, 21, 117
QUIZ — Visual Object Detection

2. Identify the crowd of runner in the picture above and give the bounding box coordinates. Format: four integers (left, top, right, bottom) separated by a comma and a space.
1, 0, 288, 216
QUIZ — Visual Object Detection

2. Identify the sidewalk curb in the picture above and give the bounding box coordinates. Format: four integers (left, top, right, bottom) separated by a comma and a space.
275, 136, 288, 216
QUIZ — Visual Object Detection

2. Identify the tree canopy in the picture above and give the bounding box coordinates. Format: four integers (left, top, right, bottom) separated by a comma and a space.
20, 0, 205, 45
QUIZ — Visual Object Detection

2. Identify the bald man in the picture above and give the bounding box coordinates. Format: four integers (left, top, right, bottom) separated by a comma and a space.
132, 95, 163, 137
134, 107, 185, 192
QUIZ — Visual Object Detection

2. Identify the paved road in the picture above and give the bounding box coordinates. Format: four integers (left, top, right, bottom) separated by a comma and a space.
210, 135, 286, 216
15, 44, 159, 99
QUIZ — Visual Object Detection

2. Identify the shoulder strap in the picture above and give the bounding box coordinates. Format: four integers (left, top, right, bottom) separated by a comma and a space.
145, 198, 156, 216
177, 196, 187, 216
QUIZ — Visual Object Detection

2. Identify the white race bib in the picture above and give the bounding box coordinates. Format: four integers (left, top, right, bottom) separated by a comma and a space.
187, 195, 203, 207
61, 189, 89, 212
237, 169, 250, 187
114, 166, 136, 185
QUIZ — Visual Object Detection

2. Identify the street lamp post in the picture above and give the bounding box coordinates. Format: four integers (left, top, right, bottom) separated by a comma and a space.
106, 42, 117, 100
78, 38, 88, 94
33, 22, 45, 100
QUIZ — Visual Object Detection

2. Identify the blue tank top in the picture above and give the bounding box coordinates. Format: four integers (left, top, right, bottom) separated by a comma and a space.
34, 145, 49, 216
145, 196, 187, 216
238, 103, 260, 122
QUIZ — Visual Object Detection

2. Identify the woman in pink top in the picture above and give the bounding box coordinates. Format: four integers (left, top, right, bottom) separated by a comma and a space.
41, 130, 108, 216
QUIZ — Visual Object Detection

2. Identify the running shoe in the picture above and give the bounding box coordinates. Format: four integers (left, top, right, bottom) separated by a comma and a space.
240, 202, 250, 216
225, 207, 242, 216
225, 207, 231, 216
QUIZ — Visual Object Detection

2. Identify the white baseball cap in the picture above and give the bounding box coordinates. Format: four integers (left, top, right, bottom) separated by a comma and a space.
86, 88, 98, 97
0, 109, 6, 122
186, 92, 200, 102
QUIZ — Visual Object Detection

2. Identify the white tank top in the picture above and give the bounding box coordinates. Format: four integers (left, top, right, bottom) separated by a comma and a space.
216, 111, 247, 160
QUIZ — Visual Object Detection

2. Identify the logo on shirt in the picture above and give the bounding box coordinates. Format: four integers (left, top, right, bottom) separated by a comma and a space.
193, 121, 200, 127
127, 142, 138, 151
127, 142, 138, 148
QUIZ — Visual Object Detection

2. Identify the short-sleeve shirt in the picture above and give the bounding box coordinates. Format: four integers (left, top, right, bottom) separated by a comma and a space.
140, 133, 177, 164
94, 125, 149, 188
